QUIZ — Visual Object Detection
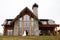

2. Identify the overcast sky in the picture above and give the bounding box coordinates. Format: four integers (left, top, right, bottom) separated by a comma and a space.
0, 0, 60, 33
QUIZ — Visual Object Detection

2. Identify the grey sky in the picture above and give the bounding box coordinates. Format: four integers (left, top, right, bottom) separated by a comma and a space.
0, 0, 60, 33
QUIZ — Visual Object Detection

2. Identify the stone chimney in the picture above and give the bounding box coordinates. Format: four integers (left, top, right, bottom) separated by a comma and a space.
32, 3, 39, 36
32, 3, 38, 17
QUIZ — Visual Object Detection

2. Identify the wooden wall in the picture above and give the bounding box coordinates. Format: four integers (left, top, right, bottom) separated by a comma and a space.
3, 25, 14, 36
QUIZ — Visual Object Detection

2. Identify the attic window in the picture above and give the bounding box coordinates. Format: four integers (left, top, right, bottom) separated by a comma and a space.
7, 21, 11, 25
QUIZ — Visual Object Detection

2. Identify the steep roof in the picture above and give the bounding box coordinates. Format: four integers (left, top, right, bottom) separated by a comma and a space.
10, 7, 39, 24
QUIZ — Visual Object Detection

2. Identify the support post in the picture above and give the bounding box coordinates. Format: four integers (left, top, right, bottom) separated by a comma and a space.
30, 17, 32, 36
22, 16, 24, 36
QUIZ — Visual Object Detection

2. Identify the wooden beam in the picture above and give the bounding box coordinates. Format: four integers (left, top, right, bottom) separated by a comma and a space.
30, 17, 32, 36
53, 27, 57, 35
3, 27, 7, 36
22, 16, 24, 35
55, 27, 58, 35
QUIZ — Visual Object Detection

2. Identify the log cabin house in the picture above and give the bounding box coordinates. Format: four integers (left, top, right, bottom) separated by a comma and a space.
2, 3, 59, 36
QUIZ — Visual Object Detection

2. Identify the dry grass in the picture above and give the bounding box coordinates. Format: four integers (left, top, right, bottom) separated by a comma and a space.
0, 36, 60, 40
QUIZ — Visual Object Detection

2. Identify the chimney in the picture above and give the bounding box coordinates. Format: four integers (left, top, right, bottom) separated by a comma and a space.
32, 3, 38, 17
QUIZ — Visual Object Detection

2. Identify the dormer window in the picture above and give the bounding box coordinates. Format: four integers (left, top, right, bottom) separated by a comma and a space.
48, 20, 55, 24
41, 21, 47, 24
7, 21, 11, 25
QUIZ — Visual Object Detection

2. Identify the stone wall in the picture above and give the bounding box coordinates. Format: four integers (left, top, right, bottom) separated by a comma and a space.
33, 7, 38, 17
13, 19, 20, 36
13, 18, 39, 36
34, 19, 39, 36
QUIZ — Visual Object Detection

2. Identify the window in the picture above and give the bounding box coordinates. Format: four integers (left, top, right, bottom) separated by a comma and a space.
7, 21, 11, 25
24, 15, 35, 35
41, 21, 47, 24
48, 20, 55, 24
24, 15, 30, 21
19, 14, 35, 35
24, 15, 30, 35
7, 30, 13, 36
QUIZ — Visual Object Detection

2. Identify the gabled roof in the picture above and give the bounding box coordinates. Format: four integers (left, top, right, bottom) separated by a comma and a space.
2, 19, 13, 26
11, 7, 39, 24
